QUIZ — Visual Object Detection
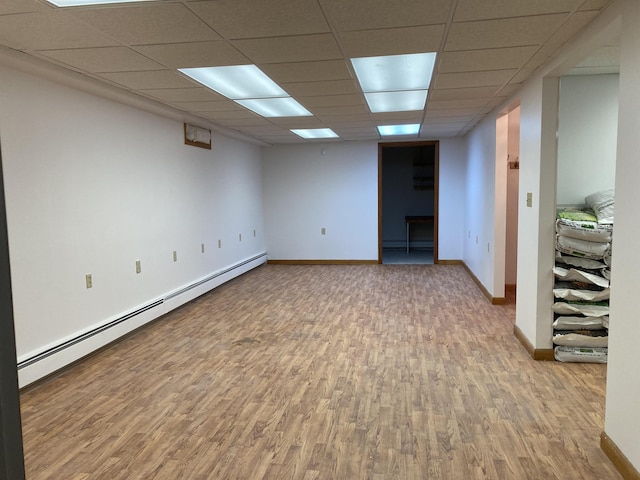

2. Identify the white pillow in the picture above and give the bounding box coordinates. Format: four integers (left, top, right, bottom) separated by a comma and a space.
585, 189, 614, 224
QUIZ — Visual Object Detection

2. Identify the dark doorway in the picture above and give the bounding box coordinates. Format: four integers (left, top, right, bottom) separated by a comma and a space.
378, 141, 439, 264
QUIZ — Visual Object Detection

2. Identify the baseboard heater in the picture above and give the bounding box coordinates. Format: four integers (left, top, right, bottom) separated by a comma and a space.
17, 300, 164, 370
17, 252, 266, 372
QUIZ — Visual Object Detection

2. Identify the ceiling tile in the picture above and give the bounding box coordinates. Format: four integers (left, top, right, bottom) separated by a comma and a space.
445, 14, 568, 51
320, 0, 452, 31
233, 34, 341, 64
200, 110, 262, 120
133, 41, 250, 69
211, 117, 273, 127
0, 12, 119, 50
261, 60, 352, 83
186, 0, 329, 39
580, 0, 612, 10
421, 121, 469, 132
99, 70, 197, 90
423, 115, 475, 124
453, 0, 583, 22
427, 98, 493, 109
268, 117, 326, 128
433, 69, 517, 89
0, 1, 52, 14
315, 114, 373, 124
333, 126, 378, 134
425, 107, 484, 117
140, 88, 226, 103
297, 95, 364, 108
39, 47, 163, 73
338, 25, 444, 58
438, 46, 538, 73
72, 4, 220, 46
430, 86, 502, 101
308, 105, 369, 116
538, 10, 600, 53
281, 80, 359, 97
171, 101, 242, 112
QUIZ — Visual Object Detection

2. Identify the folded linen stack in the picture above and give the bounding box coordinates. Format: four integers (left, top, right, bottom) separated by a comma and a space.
552, 189, 614, 363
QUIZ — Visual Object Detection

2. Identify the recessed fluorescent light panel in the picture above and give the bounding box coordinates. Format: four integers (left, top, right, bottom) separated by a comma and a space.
377, 124, 421, 136
351, 52, 436, 113
179, 65, 311, 118
46, 0, 154, 6
291, 128, 339, 139
236, 98, 312, 117
179, 66, 287, 100
364, 91, 428, 113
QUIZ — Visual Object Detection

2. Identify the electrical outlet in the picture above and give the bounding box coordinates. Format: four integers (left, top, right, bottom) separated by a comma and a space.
526, 192, 533, 207
321, 227, 326, 235
239, 233, 242, 242
85, 274, 92, 289
218, 239, 222, 248
253, 229, 256, 237
201, 243, 205, 254
135, 260, 141, 274
173, 250, 177, 262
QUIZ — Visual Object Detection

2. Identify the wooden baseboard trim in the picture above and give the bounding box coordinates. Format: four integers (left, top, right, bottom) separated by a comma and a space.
601, 432, 640, 480
505, 284, 517, 292
267, 259, 378, 265
533, 349, 554, 361
437, 259, 463, 265
461, 261, 506, 304
513, 325, 555, 361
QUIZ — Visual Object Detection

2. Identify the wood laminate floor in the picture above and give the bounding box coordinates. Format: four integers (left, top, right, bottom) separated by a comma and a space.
20, 264, 620, 479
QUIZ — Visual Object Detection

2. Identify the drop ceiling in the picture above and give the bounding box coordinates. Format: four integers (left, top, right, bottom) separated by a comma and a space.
0, 0, 614, 144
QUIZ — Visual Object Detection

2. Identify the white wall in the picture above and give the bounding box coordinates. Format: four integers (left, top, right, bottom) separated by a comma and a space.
463, 118, 497, 291
604, 0, 640, 469
261, 142, 379, 260
438, 139, 466, 260
262, 138, 466, 261
557, 74, 619, 204
0, 57, 266, 386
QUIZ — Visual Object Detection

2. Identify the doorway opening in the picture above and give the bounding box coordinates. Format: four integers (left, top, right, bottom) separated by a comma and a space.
378, 141, 439, 264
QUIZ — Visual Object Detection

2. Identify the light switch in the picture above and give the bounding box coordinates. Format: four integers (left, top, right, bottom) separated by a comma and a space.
135, 260, 141, 274
201, 243, 205, 254
85, 274, 92, 289
173, 250, 177, 262
321, 228, 326, 235
526, 192, 533, 207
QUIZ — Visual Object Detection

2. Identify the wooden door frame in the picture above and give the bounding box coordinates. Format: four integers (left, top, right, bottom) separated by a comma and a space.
378, 141, 439, 264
